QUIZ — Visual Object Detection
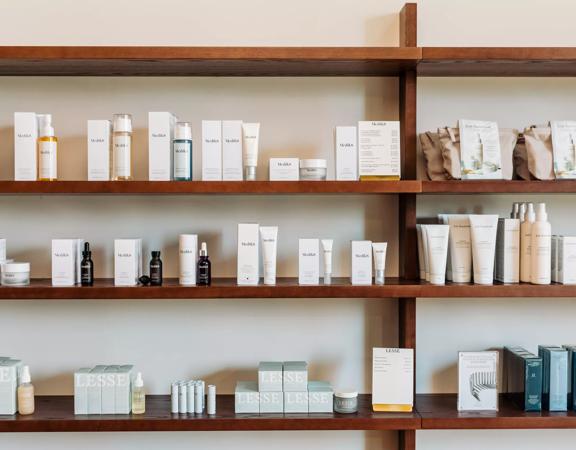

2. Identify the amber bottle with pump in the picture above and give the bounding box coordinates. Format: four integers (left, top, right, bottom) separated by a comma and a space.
197, 242, 211, 286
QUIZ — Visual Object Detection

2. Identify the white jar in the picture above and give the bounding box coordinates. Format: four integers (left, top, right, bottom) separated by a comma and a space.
299, 159, 327, 181
1, 262, 30, 286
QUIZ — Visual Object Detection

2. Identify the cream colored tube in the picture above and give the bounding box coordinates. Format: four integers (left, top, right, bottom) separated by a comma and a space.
242, 123, 260, 181
260, 226, 278, 285
425, 225, 450, 285
421, 225, 430, 282
469, 214, 499, 285
447, 215, 472, 283
321, 239, 333, 285
416, 224, 425, 280
372, 243, 387, 285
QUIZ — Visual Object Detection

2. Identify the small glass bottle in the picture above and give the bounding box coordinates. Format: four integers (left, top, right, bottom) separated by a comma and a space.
17, 366, 35, 415
81, 242, 94, 286
131, 372, 145, 414
37, 114, 58, 181
150, 251, 163, 286
173, 122, 193, 181
112, 113, 133, 181
196, 242, 211, 286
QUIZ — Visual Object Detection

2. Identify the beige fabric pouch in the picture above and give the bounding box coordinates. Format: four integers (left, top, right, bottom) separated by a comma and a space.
419, 132, 446, 180
523, 126, 555, 180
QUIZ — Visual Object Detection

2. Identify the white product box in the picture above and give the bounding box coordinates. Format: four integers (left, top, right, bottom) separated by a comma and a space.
372, 348, 414, 412
75, 239, 85, 284
457, 351, 498, 411
351, 240, 373, 285
87, 365, 106, 415
284, 391, 309, 413
114, 239, 141, 286
308, 381, 334, 413
74, 368, 91, 415
459, 120, 502, 180
259, 391, 284, 413
335, 126, 358, 180
0, 239, 6, 261
258, 361, 283, 392
101, 366, 117, 414
222, 120, 243, 180
495, 218, 520, 283
14, 112, 38, 181
358, 121, 400, 180
237, 223, 260, 285
0, 359, 21, 415
202, 120, 222, 181
179, 234, 198, 286
558, 236, 576, 284
298, 239, 319, 285
235, 381, 260, 414
148, 112, 177, 181
87, 120, 112, 181
52, 239, 78, 286
269, 158, 299, 181
283, 361, 308, 392
115, 365, 133, 414
552, 236, 559, 283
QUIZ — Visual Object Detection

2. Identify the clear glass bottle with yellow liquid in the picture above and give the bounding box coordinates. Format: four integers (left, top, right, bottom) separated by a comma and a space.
37, 114, 57, 181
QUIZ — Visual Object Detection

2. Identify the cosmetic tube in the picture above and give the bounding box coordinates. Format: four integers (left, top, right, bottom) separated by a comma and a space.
321, 239, 333, 285
260, 226, 278, 285
242, 123, 260, 180
469, 214, 499, 285
194, 382, 203, 414
421, 225, 430, 281
447, 215, 472, 283
372, 242, 387, 285
207, 385, 216, 415
186, 381, 195, 413
425, 225, 450, 285
416, 225, 425, 280
171, 383, 179, 414
178, 382, 187, 414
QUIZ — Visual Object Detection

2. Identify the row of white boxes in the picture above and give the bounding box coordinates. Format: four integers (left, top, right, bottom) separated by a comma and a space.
0, 357, 22, 415
74, 365, 134, 415
235, 361, 333, 414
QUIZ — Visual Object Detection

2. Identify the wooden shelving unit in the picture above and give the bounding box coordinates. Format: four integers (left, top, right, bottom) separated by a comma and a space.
421, 180, 576, 194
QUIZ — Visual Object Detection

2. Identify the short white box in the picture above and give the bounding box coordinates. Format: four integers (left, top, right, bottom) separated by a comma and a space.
237, 224, 259, 285
258, 361, 283, 392
74, 368, 91, 415
335, 126, 358, 180
101, 366, 117, 414
149, 112, 177, 181
552, 236, 559, 283
115, 365, 133, 414
202, 120, 222, 181
458, 351, 498, 411
298, 239, 319, 285
235, 381, 260, 414
87, 120, 111, 181
372, 348, 413, 412
87, 365, 106, 415
269, 158, 299, 181
558, 236, 576, 284
358, 121, 400, 180
284, 391, 309, 413
259, 391, 284, 413
222, 120, 243, 181
495, 218, 520, 283
52, 239, 77, 286
308, 381, 334, 413
14, 112, 38, 181
351, 240, 373, 285
283, 361, 308, 392
114, 239, 140, 286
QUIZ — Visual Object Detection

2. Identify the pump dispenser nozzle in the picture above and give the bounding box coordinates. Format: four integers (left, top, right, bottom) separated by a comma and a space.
200, 242, 208, 256
536, 203, 548, 222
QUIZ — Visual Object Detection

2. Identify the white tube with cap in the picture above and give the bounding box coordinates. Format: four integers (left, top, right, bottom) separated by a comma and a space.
425, 225, 450, 285
260, 226, 278, 285
321, 239, 333, 285
207, 385, 216, 415
242, 123, 260, 181
372, 242, 387, 285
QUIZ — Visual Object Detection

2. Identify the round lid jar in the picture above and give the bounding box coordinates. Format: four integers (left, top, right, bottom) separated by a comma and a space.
334, 389, 359, 413
299, 159, 327, 169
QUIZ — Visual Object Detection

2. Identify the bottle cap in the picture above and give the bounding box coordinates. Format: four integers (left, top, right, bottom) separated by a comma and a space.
323, 273, 332, 285
526, 203, 535, 222
139, 275, 151, 285
113, 114, 132, 133
82, 242, 91, 257
536, 202, 547, 222
175, 122, 192, 140
20, 365, 31, 384
511, 202, 519, 219
134, 372, 144, 388
519, 203, 526, 222
200, 242, 207, 257
244, 166, 256, 181
38, 114, 54, 137
334, 389, 358, 399
152, 251, 161, 258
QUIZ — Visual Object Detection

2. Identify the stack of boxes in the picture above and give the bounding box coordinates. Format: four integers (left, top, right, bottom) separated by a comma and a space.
235, 361, 333, 414
74, 365, 134, 415
0, 357, 22, 415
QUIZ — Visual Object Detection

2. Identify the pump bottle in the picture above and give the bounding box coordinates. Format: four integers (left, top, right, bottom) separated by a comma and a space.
131, 372, 145, 414
112, 113, 133, 181
520, 203, 535, 283
530, 203, 552, 285
37, 114, 58, 181
196, 242, 211, 286
17, 366, 34, 415
173, 122, 193, 181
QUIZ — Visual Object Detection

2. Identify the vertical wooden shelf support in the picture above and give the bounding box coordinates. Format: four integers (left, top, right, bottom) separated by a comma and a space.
398, 4, 417, 450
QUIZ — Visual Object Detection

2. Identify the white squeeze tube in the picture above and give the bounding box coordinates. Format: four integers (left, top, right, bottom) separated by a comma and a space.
447, 215, 472, 283
416, 225, 425, 280
321, 239, 333, 285
372, 243, 387, 285
242, 123, 260, 181
260, 226, 278, 285
469, 214, 499, 285
425, 225, 450, 285
421, 225, 430, 282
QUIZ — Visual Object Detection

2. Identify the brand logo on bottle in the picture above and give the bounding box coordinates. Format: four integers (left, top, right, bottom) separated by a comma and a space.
115, 143, 129, 148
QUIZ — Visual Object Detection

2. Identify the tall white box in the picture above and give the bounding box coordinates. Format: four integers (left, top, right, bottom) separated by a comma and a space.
222, 120, 243, 180
558, 236, 576, 284
179, 234, 198, 286
202, 120, 222, 181
335, 126, 358, 180
372, 348, 413, 412
495, 218, 520, 283
87, 120, 111, 181
298, 239, 319, 285
52, 239, 78, 286
114, 239, 141, 286
358, 121, 401, 180
14, 112, 38, 181
351, 240, 373, 285
237, 223, 259, 285
149, 112, 177, 181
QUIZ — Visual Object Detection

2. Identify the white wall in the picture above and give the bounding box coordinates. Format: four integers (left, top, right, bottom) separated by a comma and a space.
0, 0, 575, 449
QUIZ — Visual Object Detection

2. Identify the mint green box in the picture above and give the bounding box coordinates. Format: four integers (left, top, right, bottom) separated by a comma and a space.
283, 361, 308, 392
284, 391, 309, 413
258, 361, 283, 392
235, 381, 260, 414
74, 368, 91, 415
308, 381, 333, 413
87, 365, 106, 414
259, 391, 283, 413
115, 365, 133, 414
0, 359, 21, 415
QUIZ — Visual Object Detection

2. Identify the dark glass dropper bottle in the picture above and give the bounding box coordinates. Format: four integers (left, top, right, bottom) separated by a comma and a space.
80, 242, 94, 286
196, 242, 211, 286
150, 251, 163, 286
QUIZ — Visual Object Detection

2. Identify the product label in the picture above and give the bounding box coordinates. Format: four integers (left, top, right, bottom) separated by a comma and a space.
113, 135, 131, 177
358, 121, 400, 178
39, 141, 57, 180
459, 120, 502, 180
551, 121, 576, 179
173, 141, 192, 179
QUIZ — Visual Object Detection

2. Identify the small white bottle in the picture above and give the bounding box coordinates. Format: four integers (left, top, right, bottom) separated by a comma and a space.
530, 203, 552, 285
131, 372, 145, 414
17, 366, 34, 415
520, 203, 535, 283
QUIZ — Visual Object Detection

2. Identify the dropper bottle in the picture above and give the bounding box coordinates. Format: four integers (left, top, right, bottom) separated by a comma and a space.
81, 242, 94, 286
196, 242, 211, 286
131, 372, 145, 414
17, 366, 34, 415
37, 114, 58, 181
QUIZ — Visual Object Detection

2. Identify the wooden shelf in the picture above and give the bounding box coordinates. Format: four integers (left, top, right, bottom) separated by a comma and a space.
419, 47, 576, 76
422, 180, 576, 194
0, 46, 420, 77
0, 395, 420, 432
0, 180, 421, 195
419, 281, 576, 298
417, 394, 576, 429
